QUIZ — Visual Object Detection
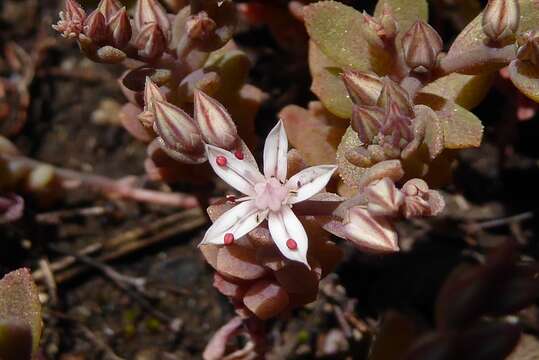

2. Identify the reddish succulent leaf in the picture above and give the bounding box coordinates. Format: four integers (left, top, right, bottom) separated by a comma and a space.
213, 273, 247, 300
119, 103, 155, 143
374, 0, 428, 34
309, 41, 352, 119
280, 104, 347, 166
243, 280, 289, 320
0, 269, 42, 356
418, 72, 494, 110
509, 59, 539, 103
274, 262, 319, 295
216, 245, 268, 281
304, 1, 371, 71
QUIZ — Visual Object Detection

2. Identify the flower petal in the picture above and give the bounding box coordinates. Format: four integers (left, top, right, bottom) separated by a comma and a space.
201, 200, 268, 245
263, 120, 288, 181
268, 207, 309, 268
287, 165, 337, 204
206, 144, 264, 196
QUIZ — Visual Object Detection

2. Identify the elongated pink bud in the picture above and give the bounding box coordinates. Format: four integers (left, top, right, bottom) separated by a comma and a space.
482, 0, 520, 42
361, 5, 397, 48
342, 70, 384, 106
84, 10, 109, 44
194, 90, 238, 149
351, 105, 384, 144
53, 0, 87, 38
377, 78, 413, 116
134, 0, 171, 40
402, 21, 443, 73
365, 177, 404, 217
344, 206, 399, 253
186, 11, 217, 41
138, 77, 165, 128
134, 23, 166, 60
108, 7, 131, 49
96, 0, 122, 23
153, 100, 204, 155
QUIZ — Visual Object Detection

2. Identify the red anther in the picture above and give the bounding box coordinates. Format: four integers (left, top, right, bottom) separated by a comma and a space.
216, 155, 228, 166
286, 238, 298, 250
226, 195, 237, 203
234, 150, 244, 160
224, 233, 234, 245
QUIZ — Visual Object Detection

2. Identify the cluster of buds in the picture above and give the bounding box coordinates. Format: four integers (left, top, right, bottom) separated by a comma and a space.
361, 4, 398, 48
482, 0, 520, 43
140, 78, 240, 164
53, 0, 133, 63
341, 72, 434, 168
342, 177, 444, 253
516, 30, 539, 66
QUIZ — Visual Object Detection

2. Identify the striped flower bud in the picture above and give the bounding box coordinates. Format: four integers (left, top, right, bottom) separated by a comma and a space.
134, 23, 167, 60
365, 177, 404, 217
342, 70, 384, 106
343, 206, 399, 253
377, 78, 413, 116
84, 10, 108, 44
351, 105, 384, 144
482, 0, 520, 43
108, 7, 131, 49
96, 0, 122, 23
516, 31, 539, 65
138, 77, 166, 128
153, 100, 205, 163
134, 0, 171, 41
194, 90, 238, 150
402, 21, 443, 73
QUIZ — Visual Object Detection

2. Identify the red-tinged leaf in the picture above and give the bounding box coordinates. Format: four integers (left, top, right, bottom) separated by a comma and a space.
0, 269, 42, 356
119, 103, 155, 143
509, 59, 539, 103
280, 103, 347, 166
418, 72, 494, 110
304, 1, 371, 71
374, 0, 429, 33
243, 280, 289, 320
216, 245, 268, 281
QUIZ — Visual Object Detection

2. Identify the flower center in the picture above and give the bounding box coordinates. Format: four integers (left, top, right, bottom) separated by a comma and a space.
253, 177, 289, 212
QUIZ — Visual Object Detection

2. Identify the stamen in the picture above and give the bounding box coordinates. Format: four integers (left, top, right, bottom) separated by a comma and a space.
216, 155, 227, 167
226, 195, 236, 203
234, 150, 244, 160
286, 238, 298, 250
224, 233, 234, 245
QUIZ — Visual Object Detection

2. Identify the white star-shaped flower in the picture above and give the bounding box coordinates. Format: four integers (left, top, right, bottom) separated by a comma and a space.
201, 121, 337, 267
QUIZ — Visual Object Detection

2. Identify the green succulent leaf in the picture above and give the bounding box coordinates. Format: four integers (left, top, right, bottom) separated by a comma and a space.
374, 0, 429, 33
206, 50, 251, 94
437, 102, 484, 149
0, 269, 42, 357
508, 59, 539, 102
418, 72, 494, 110
309, 42, 353, 119
304, 1, 371, 71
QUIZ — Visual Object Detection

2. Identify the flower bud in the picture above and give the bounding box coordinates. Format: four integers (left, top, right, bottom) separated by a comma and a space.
108, 7, 131, 49
96, 45, 126, 63
134, 23, 167, 60
401, 179, 445, 218
516, 30, 539, 65
377, 78, 413, 116
402, 21, 443, 73
53, 0, 86, 39
153, 100, 204, 156
194, 90, 238, 149
361, 5, 397, 48
351, 105, 384, 144
138, 77, 166, 128
343, 206, 399, 253
342, 70, 383, 106
186, 11, 217, 41
381, 101, 414, 146
134, 0, 171, 40
96, 0, 122, 23
365, 177, 404, 217
0, 194, 24, 224
482, 0, 520, 43
84, 10, 108, 44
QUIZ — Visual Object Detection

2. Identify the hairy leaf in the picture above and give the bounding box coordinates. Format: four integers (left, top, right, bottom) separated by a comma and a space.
309, 41, 353, 119
374, 0, 428, 33
0, 269, 42, 356
438, 102, 483, 149
509, 59, 539, 102
304, 1, 371, 71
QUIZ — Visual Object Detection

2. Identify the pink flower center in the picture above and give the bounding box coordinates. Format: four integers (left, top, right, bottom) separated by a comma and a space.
253, 177, 289, 212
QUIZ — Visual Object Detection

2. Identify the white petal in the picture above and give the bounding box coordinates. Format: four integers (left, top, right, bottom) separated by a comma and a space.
287, 165, 337, 204
268, 207, 309, 268
263, 120, 288, 181
206, 144, 264, 196
201, 200, 268, 245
